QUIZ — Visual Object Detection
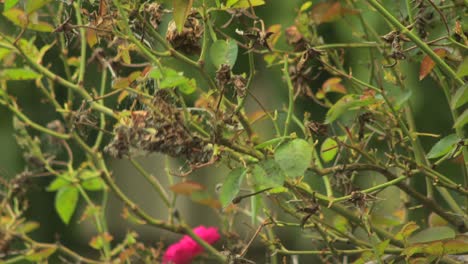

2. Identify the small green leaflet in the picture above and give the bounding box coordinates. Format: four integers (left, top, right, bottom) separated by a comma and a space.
426, 134, 458, 159
325, 94, 379, 124
4, 0, 20, 11
149, 67, 197, 94
451, 83, 468, 109
320, 137, 338, 162
274, 139, 312, 178
209, 39, 238, 69
454, 109, 468, 129
47, 176, 70, 191
55, 186, 79, 224
456, 57, 468, 78
80, 170, 104, 191
226, 0, 265, 8
219, 168, 247, 207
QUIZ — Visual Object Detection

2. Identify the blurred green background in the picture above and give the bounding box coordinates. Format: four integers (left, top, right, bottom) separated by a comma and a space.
0, 0, 463, 262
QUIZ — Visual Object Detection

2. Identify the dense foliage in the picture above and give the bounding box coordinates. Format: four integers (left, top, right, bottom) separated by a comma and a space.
0, 0, 467, 263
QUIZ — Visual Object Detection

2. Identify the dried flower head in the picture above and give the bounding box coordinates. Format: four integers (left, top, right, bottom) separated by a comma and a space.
145, 3, 163, 29
166, 14, 204, 55
105, 91, 212, 164
231, 74, 247, 98
215, 64, 232, 87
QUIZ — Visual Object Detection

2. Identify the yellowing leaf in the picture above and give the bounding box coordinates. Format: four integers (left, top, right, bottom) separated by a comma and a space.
419, 48, 447, 80
89, 232, 113, 250
112, 77, 130, 89
266, 24, 282, 49
3, 8, 53, 32
0, 68, 40, 80
25, 247, 57, 261
86, 28, 99, 48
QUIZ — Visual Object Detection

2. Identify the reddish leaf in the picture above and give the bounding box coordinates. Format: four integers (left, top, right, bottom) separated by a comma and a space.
193, 197, 221, 209
317, 77, 347, 99
310, 2, 359, 24
285, 25, 303, 44
170, 181, 205, 195
419, 48, 447, 80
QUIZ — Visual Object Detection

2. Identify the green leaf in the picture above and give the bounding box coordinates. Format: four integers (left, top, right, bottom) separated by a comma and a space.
25, 247, 57, 261
178, 78, 197, 94
209, 39, 238, 69
55, 186, 79, 224
394, 222, 420, 241
456, 57, 468, 78
16, 221, 40, 234
148, 67, 163, 79
0, 68, 40, 80
219, 168, 247, 207
320, 137, 338, 163
25, 0, 52, 14
173, 0, 193, 33
451, 84, 468, 109
299, 1, 313, 12
403, 235, 468, 258
4, 0, 19, 11
325, 94, 378, 124
274, 139, 312, 178
251, 159, 286, 189
47, 176, 70, 191
159, 68, 188, 88
426, 134, 459, 159
80, 170, 104, 191
0, 48, 12, 61
453, 109, 468, 129
226, 0, 265, 8
395, 89, 412, 110
408, 226, 456, 244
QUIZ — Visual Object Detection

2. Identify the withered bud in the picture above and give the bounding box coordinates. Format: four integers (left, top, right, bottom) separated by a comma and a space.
46, 120, 66, 144
215, 64, 232, 87
166, 14, 204, 55
285, 25, 303, 45
305, 121, 328, 136
47, 120, 65, 134
145, 3, 163, 29
231, 75, 247, 98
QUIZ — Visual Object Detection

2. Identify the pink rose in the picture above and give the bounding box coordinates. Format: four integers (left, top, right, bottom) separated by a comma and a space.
163, 226, 221, 264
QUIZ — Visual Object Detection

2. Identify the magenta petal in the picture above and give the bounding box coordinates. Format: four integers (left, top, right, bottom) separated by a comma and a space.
162, 226, 221, 264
